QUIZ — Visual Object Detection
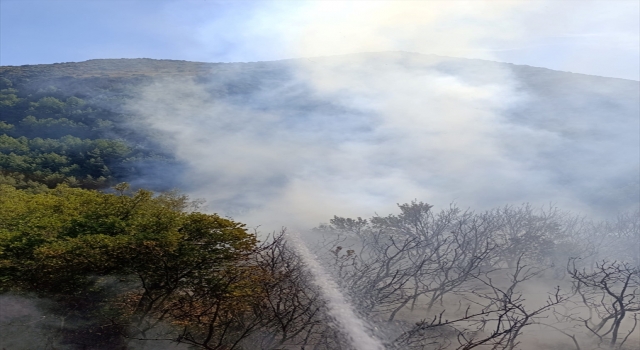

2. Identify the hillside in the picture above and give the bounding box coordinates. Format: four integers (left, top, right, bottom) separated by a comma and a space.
1, 53, 638, 215
1, 52, 639, 350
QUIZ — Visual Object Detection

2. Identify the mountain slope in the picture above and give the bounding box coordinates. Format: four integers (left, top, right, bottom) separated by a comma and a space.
1, 53, 637, 218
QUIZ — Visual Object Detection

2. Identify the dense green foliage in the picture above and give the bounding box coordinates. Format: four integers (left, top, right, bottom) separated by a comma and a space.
0, 134, 149, 190
0, 77, 120, 140
0, 184, 256, 295
0, 184, 263, 348
0, 76, 170, 191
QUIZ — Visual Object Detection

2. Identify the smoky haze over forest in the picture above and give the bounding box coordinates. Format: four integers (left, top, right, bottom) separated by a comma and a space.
126, 52, 639, 231
1, 1, 639, 348
1, 52, 639, 350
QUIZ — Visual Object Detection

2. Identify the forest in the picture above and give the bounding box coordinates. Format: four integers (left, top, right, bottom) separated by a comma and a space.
0, 59, 638, 350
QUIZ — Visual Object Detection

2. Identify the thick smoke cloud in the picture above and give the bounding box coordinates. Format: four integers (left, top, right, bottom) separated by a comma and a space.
123, 1, 639, 232
127, 52, 638, 232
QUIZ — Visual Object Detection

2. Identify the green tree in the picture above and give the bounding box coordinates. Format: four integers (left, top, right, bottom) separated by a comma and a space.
0, 184, 258, 345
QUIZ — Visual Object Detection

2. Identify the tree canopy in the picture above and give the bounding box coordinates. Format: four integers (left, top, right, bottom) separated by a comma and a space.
0, 184, 264, 348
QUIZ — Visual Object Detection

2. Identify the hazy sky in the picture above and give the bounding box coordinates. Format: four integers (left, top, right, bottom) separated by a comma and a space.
1, 0, 639, 80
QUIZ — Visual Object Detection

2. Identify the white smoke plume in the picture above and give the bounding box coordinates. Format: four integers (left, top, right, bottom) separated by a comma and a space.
126, 1, 639, 232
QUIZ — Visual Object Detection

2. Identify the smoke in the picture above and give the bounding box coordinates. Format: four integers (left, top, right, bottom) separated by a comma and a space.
0, 290, 191, 350
124, 1, 638, 232
127, 52, 638, 232
126, 55, 502, 230
0, 295, 59, 350
3, 2, 638, 350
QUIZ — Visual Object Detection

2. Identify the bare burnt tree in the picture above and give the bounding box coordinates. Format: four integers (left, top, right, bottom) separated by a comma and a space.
603, 211, 640, 268
489, 204, 566, 269
317, 201, 498, 321
392, 257, 567, 350
548, 214, 598, 279
553, 210, 639, 277
562, 259, 640, 349
380, 206, 499, 314
322, 227, 428, 320
466, 257, 566, 350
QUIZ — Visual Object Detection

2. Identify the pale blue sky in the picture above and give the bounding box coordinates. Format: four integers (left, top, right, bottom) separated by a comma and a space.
1, 0, 638, 80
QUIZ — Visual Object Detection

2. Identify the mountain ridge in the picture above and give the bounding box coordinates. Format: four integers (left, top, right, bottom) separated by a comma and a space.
2, 52, 638, 82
